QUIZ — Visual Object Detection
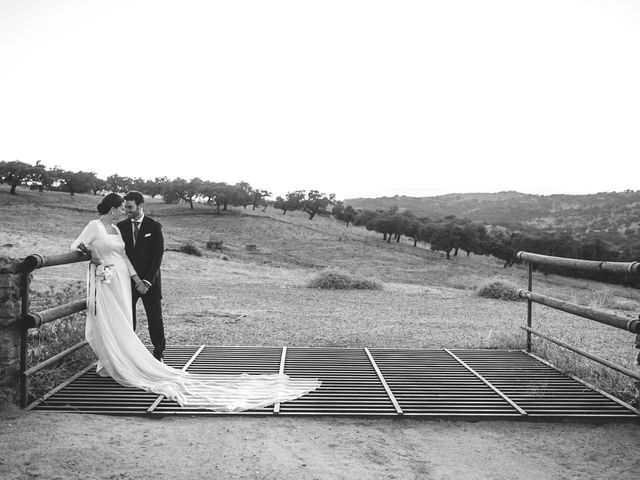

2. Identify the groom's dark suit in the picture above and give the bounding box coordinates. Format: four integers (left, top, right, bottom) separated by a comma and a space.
117, 215, 166, 357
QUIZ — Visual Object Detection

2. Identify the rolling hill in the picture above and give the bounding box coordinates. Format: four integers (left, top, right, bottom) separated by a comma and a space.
345, 190, 640, 249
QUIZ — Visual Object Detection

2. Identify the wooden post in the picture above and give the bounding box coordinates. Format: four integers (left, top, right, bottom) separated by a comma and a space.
0, 256, 25, 406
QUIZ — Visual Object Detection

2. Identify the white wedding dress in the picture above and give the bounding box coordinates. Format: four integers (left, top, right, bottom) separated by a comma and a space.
72, 219, 320, 412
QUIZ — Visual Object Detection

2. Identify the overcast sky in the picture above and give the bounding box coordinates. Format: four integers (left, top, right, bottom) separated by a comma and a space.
1, 0, 639, 200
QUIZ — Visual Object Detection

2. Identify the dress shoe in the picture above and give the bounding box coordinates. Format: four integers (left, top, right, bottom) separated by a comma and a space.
153, 349, 164, 362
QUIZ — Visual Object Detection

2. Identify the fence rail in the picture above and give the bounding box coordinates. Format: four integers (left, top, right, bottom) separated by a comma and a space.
516, 289, 640, 333
23, 251, 88, 271
521, 326, 640, 381
25, 299, 87, 328
20, 252, 89, 407
516, 251, 640, 275
516, 250, 640, 407
23, 340, 89, 377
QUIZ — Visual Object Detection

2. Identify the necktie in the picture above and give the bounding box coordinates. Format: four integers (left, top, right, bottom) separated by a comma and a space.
133, 221, 140, 244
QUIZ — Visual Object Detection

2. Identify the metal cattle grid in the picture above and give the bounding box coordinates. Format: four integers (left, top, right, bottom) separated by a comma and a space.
29, 346, 639, 419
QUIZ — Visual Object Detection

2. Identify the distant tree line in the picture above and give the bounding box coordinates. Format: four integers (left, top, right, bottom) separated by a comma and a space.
3, 159, 639, 283
0, 160, 272, 212
332, 202, 640, 286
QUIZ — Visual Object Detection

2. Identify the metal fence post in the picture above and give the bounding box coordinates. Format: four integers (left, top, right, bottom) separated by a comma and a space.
526, 262, 533, 353
635, 331, 640, 407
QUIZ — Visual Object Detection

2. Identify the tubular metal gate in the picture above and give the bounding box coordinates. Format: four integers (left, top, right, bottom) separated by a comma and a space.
17, 249, 640, 418
516, 251, 640, 404
19, 251, 90, 408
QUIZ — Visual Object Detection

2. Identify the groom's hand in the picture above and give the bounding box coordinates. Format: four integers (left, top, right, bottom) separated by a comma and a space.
135, 281, 149, 295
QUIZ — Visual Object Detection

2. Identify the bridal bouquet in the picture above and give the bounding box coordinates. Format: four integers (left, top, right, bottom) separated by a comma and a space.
96, 265, 113, 284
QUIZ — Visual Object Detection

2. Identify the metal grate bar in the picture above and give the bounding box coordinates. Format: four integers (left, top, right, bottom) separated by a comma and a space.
26, 362, 97, 411
31, 347, 639, 418
147, 345, 206, 413
364, 348, 403, 414
450, 350, 637, 417
368, 349, 521, 416
445, 348, 527, 415
152, 346, 283, 414
273, 346, 287, 414
278, 347, 397, 415
524, 351, 640, 415
33, 346, 200, 414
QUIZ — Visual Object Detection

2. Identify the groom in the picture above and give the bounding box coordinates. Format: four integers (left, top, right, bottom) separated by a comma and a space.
118, 191, 166, 361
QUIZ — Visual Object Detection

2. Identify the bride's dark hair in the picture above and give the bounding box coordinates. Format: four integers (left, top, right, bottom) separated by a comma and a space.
97, 193, 124, 215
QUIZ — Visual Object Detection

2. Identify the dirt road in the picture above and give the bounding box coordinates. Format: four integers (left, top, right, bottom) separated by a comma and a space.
2, 405, 639, 480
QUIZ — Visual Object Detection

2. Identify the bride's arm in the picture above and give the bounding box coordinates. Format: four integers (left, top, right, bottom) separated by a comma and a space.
70, 221, 102, 264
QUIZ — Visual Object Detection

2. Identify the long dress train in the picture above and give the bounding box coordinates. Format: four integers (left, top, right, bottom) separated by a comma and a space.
72, 219, 320, 412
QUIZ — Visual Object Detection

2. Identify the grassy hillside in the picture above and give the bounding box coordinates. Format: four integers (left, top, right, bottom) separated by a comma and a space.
346, 190, 640, 249
1, 185, 639, 404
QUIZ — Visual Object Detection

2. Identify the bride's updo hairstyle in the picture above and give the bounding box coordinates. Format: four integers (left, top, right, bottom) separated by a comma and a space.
97, 193, 124, 215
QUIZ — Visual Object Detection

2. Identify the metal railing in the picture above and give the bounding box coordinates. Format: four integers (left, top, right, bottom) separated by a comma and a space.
515, 251, 640, 388
17, 249, 640, 409
20, 251, 90, 408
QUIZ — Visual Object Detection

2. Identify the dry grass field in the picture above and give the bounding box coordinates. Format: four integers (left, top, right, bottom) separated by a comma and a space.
2, 186, 640, 479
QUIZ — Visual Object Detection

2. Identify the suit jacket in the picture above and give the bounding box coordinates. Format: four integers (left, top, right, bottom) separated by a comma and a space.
117, 215, 164, 297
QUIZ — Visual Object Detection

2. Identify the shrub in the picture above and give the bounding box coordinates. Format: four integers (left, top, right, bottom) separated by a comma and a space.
308, 270, 382, 290
178, 242, 202, 256
477, 281, 521, 301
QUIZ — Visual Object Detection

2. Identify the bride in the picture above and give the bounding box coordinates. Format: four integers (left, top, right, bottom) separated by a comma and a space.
71, 193, 320, 412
